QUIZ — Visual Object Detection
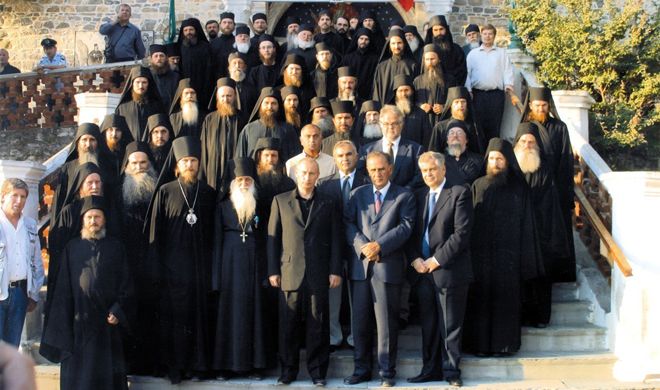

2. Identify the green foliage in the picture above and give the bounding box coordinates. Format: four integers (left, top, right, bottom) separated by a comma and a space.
510, 0, 659, 168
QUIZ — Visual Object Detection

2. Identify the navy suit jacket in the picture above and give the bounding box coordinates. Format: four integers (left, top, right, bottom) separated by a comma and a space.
407, 183, 474, 288
358, 138, 424, 190
344, 183, 416, 284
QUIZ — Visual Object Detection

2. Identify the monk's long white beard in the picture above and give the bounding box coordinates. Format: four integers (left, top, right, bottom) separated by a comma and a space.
515, 145, 541, 174
81, 226, 106, 241
181, 101, 199, 126
363, 123, 382, 139
230, 181, 258, 226
469, 41, 480, 49
297, 38, 315, 50
287, 33, 299, 50
339, 88, 356, 101
234, 42, 250, 54
78, 150, 98, 166
230, 68, 246, 82
123, 166, 158, 206
313, 117, 335, 135
407, 37, 420, 53
396, 97, 412, 115
447, 142, 466, 158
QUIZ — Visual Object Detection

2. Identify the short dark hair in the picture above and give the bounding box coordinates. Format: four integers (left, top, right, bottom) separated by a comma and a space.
1, 178, 29, 199
206, 20, 218, 27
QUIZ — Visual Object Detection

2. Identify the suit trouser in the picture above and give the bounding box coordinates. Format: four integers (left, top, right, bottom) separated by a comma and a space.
279, 281, 329, 380
351, 276, 401, 379
330, 265, 354, 346
415, 275, 469, 379
472, 88, 505, 142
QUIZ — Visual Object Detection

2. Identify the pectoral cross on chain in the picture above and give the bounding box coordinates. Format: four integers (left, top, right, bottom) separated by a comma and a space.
240, 231, 248, 243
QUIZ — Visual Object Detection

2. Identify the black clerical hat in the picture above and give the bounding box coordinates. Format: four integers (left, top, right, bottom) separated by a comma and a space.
228, 52, 248, 64
220, 12, 235, 21
281, 54, 306, 70
76, 122, 101, 138
231, 157, 256, 179
285, 16, 300, 26
100, 114, 128, 134
254, 137, 281, 153
121, 141, 153, 173
388, 28, 406, 40
391, 17, 405, 28
41, 38, 57, 48
353, 28, 371, 40
147, 113, 172, 134
280, 86, 300, 101
465, 24, 480, 34
235, 24, 250, 36
393, 74, 413, 90
216, 77, 236, 89
80, 195, 107, 216
309, 96, 331, 113
429, 15, 448, 27
445, 119, 470, 137
165, 42, 180, 57
403, 25, 419, 35
299, 24, 315, 33
331, 100, 354, 116
252, 13, 267, 22
423, 43, 441, 55
258, 34, 276, 45
172, 136, 201, 161
337, 66, 355, 79
360, 100, 381, 114
315, 42, 331, 52
446, 86, 471, 102
149, 44, 166, 55
360, 10, 376, 21
529, 87, 553, 102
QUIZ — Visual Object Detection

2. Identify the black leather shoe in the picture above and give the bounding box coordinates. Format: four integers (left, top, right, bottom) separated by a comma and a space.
448, 377, 463, 387
343, 374, 371, 385
381, 377, 396, 387
313, 378, 327, 387
277, 375, 294, 385
407, 373, 443, 383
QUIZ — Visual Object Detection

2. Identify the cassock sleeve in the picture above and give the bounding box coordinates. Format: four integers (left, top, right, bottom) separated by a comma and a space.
211, 201, 225, 292
108, 242, 136, 334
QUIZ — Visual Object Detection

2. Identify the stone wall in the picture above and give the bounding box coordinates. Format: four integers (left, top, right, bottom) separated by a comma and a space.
1, 0, 512, 73
0, 126, 74, 161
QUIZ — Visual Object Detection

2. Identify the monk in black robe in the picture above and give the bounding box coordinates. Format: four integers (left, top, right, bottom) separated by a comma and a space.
115, 66, 164, 143
212, 158, 267, 377
414, 44, 454, 129
288, 24, 318, 73
146, 113, 175, 175
149, 44, 179, 110
210, 12, 237, 80
424, 15, 467, 85
514, 123, 570, 327
200, 78, 244, 192
440, 120, 483, 186
147, 137, 216, 383
430, 86, 486, 154
466, 138, 543, 356
353, 100, 383, 147
389, 74, 432, 146
342, 28, 379, 101
228, 52, 258, 128
100, 114, 130, 177
322, 100, 356, 155
310, 42, 338, 99
520, 87, 576, 282
247, 35, 279, 93
41, 196, 134, 390
372, 29, 419, 104
178, 18, 213, 108
276, 53, 316, 123
356, 10, 385, 54
169, 78, 207, 138
235, 87, 299, 162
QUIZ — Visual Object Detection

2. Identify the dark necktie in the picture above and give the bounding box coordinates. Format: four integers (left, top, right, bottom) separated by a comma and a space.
387, 142, 394, 163
422, 192, 437, 258
375, 190, 382, 214
341, 176, 351, 205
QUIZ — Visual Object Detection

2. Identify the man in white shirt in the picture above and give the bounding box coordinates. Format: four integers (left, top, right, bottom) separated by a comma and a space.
286, 124, 336, 181
465, 24, 514, 142
0, 179, 45, 347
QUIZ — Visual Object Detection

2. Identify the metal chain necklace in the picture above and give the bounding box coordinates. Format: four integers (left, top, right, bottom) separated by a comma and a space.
177, 179, 199, 226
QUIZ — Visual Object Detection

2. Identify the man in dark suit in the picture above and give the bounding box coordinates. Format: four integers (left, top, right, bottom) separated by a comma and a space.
318, 140, 370, 350
268, 158, 342, 387
343, 151, 416, 387
359, 105, 424, 190
406, 151, 473, 387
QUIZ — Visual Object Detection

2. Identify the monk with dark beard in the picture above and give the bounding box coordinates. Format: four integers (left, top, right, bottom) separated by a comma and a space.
423, 15, 467, 85
115, 66, 164, 143
146, 113, 174, 174
281, 86, 302, 133
100, 114, 130, 177
372, 29, 418, 104
430, 86, 486, 154
390, 74, 432, 146
149, 44, 179, 110
247, 35, 279, 93
310, 42, 338, 99
169, 78, 207, 138
415, 44, 454, 129
177, 18, 213, 107
276, 53, 315, 123
200, 78, 243, 192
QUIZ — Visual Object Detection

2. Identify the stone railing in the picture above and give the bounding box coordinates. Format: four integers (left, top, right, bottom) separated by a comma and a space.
0, 60, 140, 130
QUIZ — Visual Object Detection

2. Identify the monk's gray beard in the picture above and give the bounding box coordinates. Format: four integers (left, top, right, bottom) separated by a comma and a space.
151, 63, 169, 75
260, 110, 277, 128
363, 123, 382, 139
287, 33, 298, 49
78, 150, 98, 165
181, 101, 199, 126
313, 117, 335, 135
446, 143, 466, 158
297, 38, 315, 50
217, 101, 236, 117
285, 108, 301, 128
426, 66, 445, 87
470, 41, 480, 49
229, 180, 258, 226
81, 226, 106, 241
452, 109, 466, 121
234, 42, 250, 54
396, 97, 412, 115
318, 59, 331, 71
407, 38, 420, 53
283, 72, 303, 88
122, 166, 158, 206
230, 68, 246, 82
339, 88, 356, 101
515, 145, 541, 174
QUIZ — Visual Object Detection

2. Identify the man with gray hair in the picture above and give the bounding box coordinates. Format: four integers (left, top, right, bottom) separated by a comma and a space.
99, 3, 146, 62
0, 178, 45, 347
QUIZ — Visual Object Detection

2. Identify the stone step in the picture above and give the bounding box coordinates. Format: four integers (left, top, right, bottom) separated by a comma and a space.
550, 300, 594, 326
34, 351, 625, 389
552, 282, 581, 302
398, 324, 607, 353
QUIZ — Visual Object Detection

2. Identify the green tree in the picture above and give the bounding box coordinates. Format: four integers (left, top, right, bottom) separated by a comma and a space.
510, 0, 659, 169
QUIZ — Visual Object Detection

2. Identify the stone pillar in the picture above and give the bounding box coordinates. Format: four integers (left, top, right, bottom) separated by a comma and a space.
0, 160, 46, 221
601, 171, 660, 381
552, 90, 596, 144
74, 92, 122, 126
500, 48, 538, 141
420, 0, 454, 17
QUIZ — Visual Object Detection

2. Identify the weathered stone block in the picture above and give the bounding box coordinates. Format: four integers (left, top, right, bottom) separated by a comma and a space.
468, 0, 484, 5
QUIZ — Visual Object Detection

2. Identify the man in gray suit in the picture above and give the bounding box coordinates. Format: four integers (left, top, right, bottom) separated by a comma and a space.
268, 158, 342, 387
343, 151, 416, 387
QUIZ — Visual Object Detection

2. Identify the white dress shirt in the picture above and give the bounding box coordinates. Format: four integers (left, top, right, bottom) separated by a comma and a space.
381, 136, 401, 164
286, 151, 337, 181
465, 45, 514, 92
0, 212, 29, 282
372, 181, 391, 205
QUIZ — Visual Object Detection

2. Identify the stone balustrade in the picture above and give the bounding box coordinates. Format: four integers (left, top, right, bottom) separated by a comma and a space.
0, 60, 140, 130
